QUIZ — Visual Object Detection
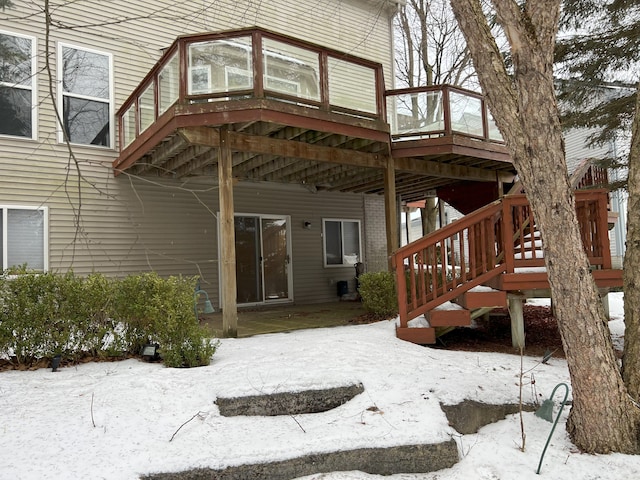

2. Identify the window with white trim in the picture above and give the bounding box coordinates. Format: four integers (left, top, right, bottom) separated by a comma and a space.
323, 219, 362, 267
0, 206, 48, 272
59, 43, 112, 147
0, 30, 36, 139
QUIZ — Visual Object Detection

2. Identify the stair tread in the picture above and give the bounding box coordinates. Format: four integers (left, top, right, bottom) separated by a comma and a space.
458, 287, 507, 310
407, 316, 430, 328
468, 286, 501, 293
433, 301, 466, 311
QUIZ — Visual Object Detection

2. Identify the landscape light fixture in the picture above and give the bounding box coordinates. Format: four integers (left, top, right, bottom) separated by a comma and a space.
194, 289, 215, 320
141, 343, 161, 362
51, 354, 62, 372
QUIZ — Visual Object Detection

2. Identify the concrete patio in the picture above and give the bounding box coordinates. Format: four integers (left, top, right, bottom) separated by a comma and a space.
199, 301, 368, 338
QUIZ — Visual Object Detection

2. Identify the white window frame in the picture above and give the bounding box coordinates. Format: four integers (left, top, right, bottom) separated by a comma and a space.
1, 205, 49, 272
224, 66, 252, 91
322, 218, 362, 268
0, 30, 37, 140
57, 42, 114, 148
265, 75, 300, 96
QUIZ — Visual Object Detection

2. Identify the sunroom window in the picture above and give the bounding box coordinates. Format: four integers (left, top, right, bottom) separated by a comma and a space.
0, 206, 48, 272
0, 31, 36, 139
59, 44, 112, 147
323, 219, 361, 267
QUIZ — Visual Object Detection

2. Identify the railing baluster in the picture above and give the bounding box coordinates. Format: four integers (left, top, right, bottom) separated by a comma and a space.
468, 224, 477, 279
460, 228, 467, 283
480, 220, 487, 273
429, 244, 437, 298
418, 248, 426, 305
440, 239, 448, 294
409, 252, 417, 311
502, 197, 514, 273
449, 234, 457, 289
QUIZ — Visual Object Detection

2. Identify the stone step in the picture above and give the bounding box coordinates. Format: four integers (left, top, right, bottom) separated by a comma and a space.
142, 441, 459, 480
215, 384, 364, 416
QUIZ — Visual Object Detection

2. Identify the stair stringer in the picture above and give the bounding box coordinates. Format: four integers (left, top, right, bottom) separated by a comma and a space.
402, 265, 506, 325
396, 267, 506, 345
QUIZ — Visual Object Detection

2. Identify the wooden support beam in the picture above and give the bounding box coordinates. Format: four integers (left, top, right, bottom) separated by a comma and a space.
508, 295, 525, 350
384, 155, 398, 266
218, 126, 238, 338
395, 156, 514, 183
178, 127, 386, 169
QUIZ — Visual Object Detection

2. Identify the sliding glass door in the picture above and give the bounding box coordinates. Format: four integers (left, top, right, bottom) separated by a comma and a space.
233, 214, 291, 305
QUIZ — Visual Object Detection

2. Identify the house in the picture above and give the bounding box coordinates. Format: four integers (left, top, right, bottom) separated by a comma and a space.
565, 130, 628, 270
2, 0, 580, 339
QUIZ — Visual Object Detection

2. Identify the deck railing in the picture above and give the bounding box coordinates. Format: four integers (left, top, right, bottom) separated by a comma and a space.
393, 189, 613, 327
385, 85, 504, 143
117, 27, 386, 151
570, 162, 609, 190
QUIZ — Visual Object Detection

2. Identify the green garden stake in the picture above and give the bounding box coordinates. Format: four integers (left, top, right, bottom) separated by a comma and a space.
536, 383, 570, 474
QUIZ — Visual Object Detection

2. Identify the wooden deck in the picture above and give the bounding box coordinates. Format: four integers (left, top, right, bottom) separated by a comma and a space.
113, 27, 515, 202
392, 189, 623, 345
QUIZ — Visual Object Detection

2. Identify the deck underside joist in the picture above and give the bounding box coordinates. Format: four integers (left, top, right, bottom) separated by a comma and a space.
114, 101, 515, 203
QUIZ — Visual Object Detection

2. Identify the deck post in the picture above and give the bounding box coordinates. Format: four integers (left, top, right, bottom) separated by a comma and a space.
508, 295, 525, 349
384, 154, 398, 267
219, 126, 238, 338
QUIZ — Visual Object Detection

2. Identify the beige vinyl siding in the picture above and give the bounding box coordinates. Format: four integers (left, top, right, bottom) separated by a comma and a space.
5, 1, 396, 152
232, 182, 370, 304
0, 0, 395, 304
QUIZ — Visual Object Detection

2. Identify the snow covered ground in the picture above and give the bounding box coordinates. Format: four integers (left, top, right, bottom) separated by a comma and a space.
1, 293, 639, 479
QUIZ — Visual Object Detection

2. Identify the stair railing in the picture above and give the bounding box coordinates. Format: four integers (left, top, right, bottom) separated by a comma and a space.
393, 199, 506, 328
502, 190, 612, 273
393, 189, 613, 328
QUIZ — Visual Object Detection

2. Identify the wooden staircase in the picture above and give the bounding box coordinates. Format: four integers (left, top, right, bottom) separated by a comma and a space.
392, 188, 622, 345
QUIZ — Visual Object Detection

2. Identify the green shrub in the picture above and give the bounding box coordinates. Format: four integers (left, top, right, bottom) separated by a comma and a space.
0, 271, 116, 366
1, 272, 66, 364
73, 273, 119, 359
111, 273, 165, 355
0, 271, 217, 368
112, 272, 217, 367
358, 271, 398, 319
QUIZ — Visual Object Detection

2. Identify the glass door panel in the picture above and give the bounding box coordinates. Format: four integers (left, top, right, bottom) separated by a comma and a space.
234, 216, 263, 303
261, 217, 289, 301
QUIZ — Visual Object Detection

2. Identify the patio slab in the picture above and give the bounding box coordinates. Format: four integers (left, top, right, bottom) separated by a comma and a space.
199, 301, 366, 338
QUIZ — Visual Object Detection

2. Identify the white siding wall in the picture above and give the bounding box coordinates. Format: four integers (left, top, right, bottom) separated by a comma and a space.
0, 1, 396, 304
564, 127, 627, 262
564, 127, 612, 173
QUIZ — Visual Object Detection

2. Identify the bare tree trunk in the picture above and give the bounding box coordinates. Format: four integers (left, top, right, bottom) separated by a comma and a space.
449, 0, 640, 453
421, 197, 438, 234
623, 82, 640, 402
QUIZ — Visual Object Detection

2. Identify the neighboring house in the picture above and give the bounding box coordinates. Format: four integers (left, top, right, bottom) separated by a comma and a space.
0, 1, 515, 333
565, 127, 628, 269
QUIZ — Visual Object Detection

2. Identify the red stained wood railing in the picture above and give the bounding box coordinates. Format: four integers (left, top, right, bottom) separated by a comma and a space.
393, 189, 614, 327
393, 200, 505, 327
